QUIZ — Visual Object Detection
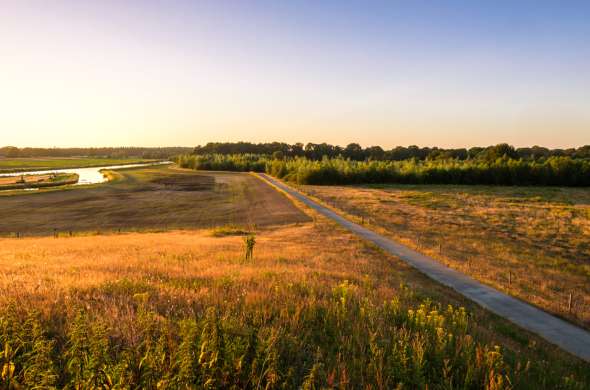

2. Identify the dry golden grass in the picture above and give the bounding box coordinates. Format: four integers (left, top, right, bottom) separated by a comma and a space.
1, 210, 589, 386
300, 184, 590, 328
0, 217, 579, 357
0, 223, 396, 316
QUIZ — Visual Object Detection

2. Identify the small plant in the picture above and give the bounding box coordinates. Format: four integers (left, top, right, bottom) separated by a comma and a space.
210, 225, 251, 237
244, 234, 256, 261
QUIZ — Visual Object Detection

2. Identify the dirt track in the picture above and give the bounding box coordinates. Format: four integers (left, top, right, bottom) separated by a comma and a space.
0, 166, 309, 236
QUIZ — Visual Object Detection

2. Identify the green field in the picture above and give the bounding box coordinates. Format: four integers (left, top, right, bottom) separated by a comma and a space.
0, 157, 158, 173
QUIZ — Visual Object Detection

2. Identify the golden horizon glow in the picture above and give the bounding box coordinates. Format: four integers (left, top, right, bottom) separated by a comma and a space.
1, 2, 589, 149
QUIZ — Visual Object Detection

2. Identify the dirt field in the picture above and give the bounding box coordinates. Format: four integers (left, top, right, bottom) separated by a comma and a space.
299, 183, 590, 328
0, 165, 309, 236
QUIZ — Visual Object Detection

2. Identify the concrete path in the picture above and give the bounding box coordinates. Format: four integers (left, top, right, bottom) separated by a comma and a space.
257, 173, 590, 362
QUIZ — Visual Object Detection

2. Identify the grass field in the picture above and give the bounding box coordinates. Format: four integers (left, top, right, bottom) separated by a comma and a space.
298, 184, 590, 329
0, 165, 309, 236
1, 166, 588, 387
0, 157, 157, 173
1, 214, 589, 388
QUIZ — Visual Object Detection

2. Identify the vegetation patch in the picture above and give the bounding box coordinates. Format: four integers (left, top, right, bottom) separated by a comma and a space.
302, 184, 590, 329
0, 166, 309, 236
0, 225, 588, 388
150, 174, 215, 191
176, 144, 590, 186
210, 225, 253, 237
0, 173, 79, 190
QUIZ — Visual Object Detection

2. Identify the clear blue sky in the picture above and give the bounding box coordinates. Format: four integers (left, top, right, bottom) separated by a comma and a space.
1, 0, 589, 148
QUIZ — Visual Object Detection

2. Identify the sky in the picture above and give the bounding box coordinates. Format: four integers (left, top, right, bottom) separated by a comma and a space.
1, 0, 589, 148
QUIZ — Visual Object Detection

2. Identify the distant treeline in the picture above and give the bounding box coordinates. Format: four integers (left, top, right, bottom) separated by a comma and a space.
175, 154, 590, 186
176, 154, 267, 172
193, 142, 590, 161
0, 146, 192, 159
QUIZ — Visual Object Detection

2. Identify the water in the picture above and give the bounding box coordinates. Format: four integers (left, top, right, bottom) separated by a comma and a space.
0, 161, 171, 186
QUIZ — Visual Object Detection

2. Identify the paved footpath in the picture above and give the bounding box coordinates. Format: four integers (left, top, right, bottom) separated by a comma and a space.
258, 173, 590, 362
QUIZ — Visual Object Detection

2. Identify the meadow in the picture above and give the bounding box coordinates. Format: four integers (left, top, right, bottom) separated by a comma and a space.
1, 162, 589, 387
0, 157, 157, 173
298, 184, 590, 330
0, 165, 308, 236
1, 216, 589, 388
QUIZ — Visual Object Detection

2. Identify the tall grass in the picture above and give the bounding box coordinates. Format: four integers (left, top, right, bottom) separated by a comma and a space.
2, 291, 561, 388
0, 227, 588, 388
176, 154, 590, 186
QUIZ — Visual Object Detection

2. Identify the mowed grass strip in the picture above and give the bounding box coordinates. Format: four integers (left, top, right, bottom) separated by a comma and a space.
299, 184, 590, 329
0, 220, 588, 388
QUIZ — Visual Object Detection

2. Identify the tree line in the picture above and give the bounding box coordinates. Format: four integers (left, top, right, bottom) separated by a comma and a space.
175, 154, 590, 186
193, 142, 590, 161
5, 143, 589, 162
0, 146, 193, 159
